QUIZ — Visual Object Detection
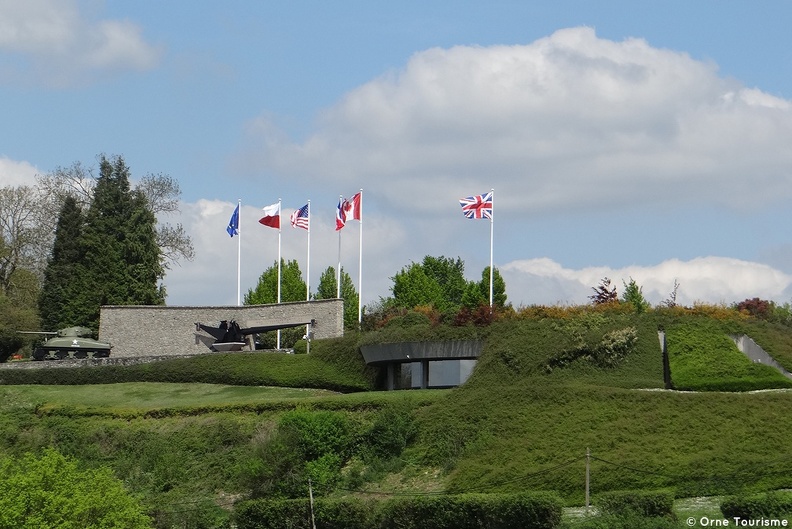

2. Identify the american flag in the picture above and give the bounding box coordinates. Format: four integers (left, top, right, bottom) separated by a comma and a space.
459, 191, 493, 220
290, 203, 309, 230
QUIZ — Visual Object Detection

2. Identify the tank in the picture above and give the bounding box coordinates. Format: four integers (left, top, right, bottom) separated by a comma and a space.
30, 327, 112, 361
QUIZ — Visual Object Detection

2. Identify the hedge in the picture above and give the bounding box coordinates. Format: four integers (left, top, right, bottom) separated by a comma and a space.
720, 491, 792, 519
596, 490, 675, 518
234, 492, 563, 529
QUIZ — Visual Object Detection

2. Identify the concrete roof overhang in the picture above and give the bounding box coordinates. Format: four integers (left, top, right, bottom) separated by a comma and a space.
360, 340, 483, 366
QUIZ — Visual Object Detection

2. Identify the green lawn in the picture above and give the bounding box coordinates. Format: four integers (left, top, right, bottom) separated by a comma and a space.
2, 382, 340, 411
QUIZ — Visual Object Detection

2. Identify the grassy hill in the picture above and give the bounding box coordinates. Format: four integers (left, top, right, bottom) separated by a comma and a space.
2, 304, 792, 527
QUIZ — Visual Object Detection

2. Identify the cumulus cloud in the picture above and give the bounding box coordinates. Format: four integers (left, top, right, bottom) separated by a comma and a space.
162, 199, 407, 307
501, 256, 792, 307
0, 0, 161, 86
240, 27, 792, 216
0, 156, 39, 187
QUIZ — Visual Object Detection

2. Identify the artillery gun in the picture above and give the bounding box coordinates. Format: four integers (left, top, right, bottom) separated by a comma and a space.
20, 327, 113, 360
195, 319, 315, 351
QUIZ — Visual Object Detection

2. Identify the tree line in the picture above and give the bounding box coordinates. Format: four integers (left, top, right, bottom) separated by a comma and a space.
0, 154, 193, 360
1, 152, 507, 357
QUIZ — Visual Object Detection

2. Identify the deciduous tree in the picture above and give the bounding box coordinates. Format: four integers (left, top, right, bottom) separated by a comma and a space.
0, 449, 151, 529
314, 266, 359, 329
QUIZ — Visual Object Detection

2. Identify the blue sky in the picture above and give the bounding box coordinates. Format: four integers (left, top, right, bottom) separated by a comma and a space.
2, 1, 792, 308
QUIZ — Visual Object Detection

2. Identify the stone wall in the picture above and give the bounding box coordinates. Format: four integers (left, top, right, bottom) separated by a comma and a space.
98, 299, 344, 358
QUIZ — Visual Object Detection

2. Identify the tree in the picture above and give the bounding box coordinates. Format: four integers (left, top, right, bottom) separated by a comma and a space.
36, 158, 194, 270
38, 196, 85, 330
391, 255, 467, 313
0, 448, 151, 529
245, 259, 307, 305
314, 266, 359, 329
0, 186, 50, 295
476, 266, 507, 308
421, 256, 467, 307
63, 155, 165, 329
590, 277, 618, 305
621, 277, 650, 313
391, 262, 446, 310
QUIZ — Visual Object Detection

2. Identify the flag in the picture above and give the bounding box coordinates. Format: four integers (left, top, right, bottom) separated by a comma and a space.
335, 197, 346, 231
226, 203, 239, 237
342, 192, 362, 221
290, 204, 309, 230
259, 202, 280, 229
459, 191, 493, 220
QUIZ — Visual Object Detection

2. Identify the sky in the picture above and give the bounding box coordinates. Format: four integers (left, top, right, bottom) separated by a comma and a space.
2, 0, 792, 309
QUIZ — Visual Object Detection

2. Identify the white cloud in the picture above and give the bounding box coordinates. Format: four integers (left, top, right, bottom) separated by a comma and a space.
501, 256, 792, 308
162, 199, 407, 307
0, 156, 39, 187
0, 0, 161, 86
240, 27, 792, 216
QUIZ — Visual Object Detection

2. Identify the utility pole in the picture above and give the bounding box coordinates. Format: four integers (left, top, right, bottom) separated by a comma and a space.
308, 478, 317, 529
585, 447, 591, 512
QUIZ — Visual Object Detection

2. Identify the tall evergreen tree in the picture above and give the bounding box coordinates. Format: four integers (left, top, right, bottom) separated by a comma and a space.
38, 196, 84, 330
66, 155, 164, 329
314, 266, 359, 329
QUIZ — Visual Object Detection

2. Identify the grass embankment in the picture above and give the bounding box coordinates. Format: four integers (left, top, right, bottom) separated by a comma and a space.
4, 307, 792, 527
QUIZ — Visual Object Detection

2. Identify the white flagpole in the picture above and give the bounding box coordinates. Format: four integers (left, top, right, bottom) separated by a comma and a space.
306, 200, 312, 354
237, 199, 241, 306
489, 188, 494, 309
337, 195, 342, 299
277, 198, 282, 304
277, 198, 282, 349
306, 200, 311, 301
358, 189, 363, 325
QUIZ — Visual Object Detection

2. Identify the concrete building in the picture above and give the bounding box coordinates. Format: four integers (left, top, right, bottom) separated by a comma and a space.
98, 299, 344, 357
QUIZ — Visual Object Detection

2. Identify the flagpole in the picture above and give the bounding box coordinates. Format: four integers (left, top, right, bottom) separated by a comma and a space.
277, 198, 282, 349
337, 195, 342, 299
306, 200, 311, 301
358, 189, 363, 325
237, 199, 241, 306
489, 188, 494, 309
306, 200, 312, 354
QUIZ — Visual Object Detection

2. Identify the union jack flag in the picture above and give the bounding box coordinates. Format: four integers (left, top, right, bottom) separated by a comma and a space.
290, 203, 309, 230
459, 191, 493, 220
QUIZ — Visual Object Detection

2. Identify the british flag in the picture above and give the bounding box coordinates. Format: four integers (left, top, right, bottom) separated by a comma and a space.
290, 203, 309, 230
459, 191, 493, 220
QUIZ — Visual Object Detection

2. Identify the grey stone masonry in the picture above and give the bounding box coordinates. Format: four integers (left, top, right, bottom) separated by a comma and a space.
98, 299, 344, 358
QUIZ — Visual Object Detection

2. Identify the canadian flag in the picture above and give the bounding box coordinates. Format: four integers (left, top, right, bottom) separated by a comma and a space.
342, 192, 361, 221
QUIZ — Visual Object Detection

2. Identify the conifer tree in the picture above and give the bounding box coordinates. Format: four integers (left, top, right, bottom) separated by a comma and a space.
65, 155, 164, 329
38, 196, 84, 330
314, 266, 359, 329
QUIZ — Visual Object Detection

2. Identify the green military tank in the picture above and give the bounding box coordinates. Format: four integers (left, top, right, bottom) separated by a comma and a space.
26, 327, 113, 360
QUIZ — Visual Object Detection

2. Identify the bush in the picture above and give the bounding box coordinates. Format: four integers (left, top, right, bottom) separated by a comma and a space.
720, 491, 792, 519
596, 490, 675, 518
0, 448, 152, 529
379, 492, 563, 529
235, 497, 375, 529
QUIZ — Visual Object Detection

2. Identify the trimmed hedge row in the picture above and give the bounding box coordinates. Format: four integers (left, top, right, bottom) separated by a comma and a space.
596, 490, 675, 518
0, 352, 374, 392
720, 491, 792, 519
234, 492, 563, 529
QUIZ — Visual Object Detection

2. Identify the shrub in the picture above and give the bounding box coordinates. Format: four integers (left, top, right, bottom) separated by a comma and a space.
735, 298, 774, 320
596, 490, 674, 518
720, 491, 792, 519
379, 492, 563, 529
235, 497, 375, 529
0, 448, 152, 529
